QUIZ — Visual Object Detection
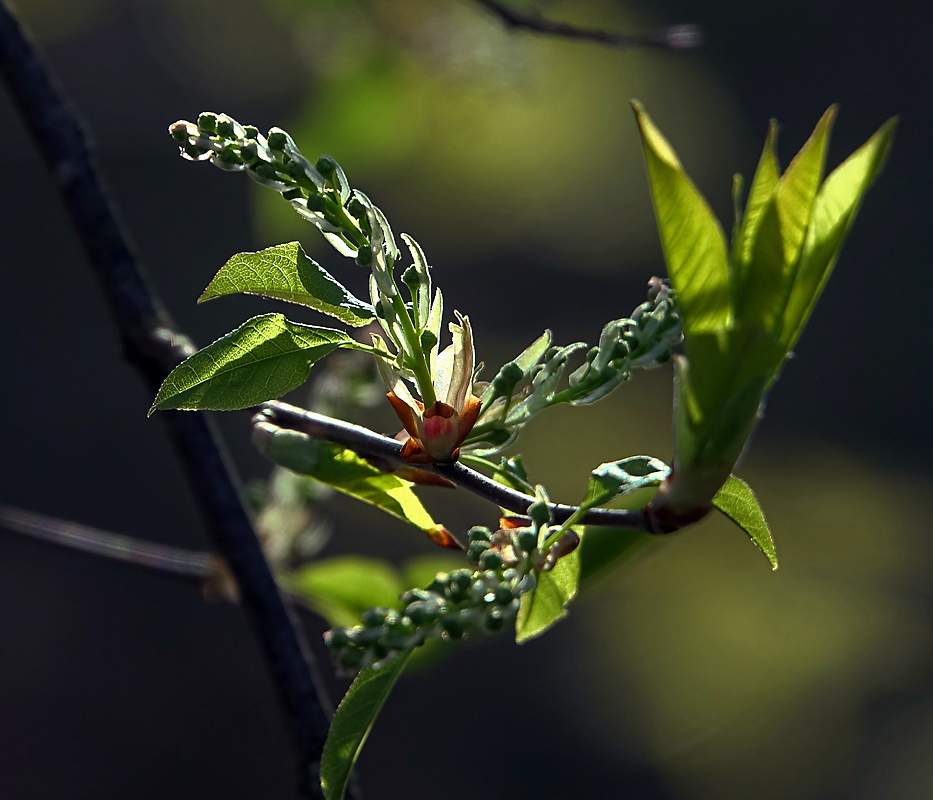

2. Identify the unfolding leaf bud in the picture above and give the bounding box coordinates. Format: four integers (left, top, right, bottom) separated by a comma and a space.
420, 329, 438, 351
479, 550, 502, 570
267, 131, 287, 151
316, 155, 337, 177
197, 113, 218, 132
545, 346, 560, 360
305, 194, 326, 213
361, 607, 388, 628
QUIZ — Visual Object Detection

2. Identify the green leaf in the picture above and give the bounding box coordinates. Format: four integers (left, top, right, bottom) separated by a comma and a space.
584, 456, 670, 510
284, 557, 404, 628
733, 120, 779, 273
740, 108, 836, 330
255, 428, 442, 536
149, 314, 350, 413
712, 475, 777, 570
515, 540, 581, 643
321, 651, 411, 800
198, 242, 375, 327
631, 101, 732, 335
512, 330, 552, 373
780, 117, 897, 349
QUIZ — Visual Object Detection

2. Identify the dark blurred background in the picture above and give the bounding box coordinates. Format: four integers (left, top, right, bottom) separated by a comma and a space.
1, 1, 931, 798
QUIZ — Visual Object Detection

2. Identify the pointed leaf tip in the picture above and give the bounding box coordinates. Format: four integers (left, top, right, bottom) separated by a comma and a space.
712, 475, 777, 569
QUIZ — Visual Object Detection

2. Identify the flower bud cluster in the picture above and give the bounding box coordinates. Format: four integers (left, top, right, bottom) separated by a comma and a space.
324, 553, 524, 674
462, 278, 682, 455
168, 113, 397, 279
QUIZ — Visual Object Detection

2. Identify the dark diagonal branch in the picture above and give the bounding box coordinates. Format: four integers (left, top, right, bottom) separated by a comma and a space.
471, 0, 702, 50
256, 401, 658, 533
0, 7, 337, 798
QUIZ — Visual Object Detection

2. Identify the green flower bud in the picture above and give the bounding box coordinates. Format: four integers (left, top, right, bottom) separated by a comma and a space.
169, 122, 192, 142
348, 197, 367, 218
426, 573, 449, 595
400, 589, 434, 606
528, 500, 551, 529
374, 300, 386, 319
197, 113, 217, 132
517, 530, 537, 554
215, 119, 235, 138
239, 142, 258, 162
361, 608, 387, 628
484, 610, 505, 632
285, 160, 307, 180
305, 194, 326, 213
479, 550, 502, 571
348, 626, 384, 645
218, 147, 242, 166
406, 600, 440, 625
324, 627, 350, 648
282, 188, 303, 200
468, 541, 491, 563
494, 584, 515, 605
401, 265, 420, 287
251, 162, 279, 181
468, 526, 491, 543
441, 613, 465, 639
355, 248, 373, 267
267, 131, 287, 151
316, 155, 337, 177
450, 569, 473, 592
420, 329, 438, 352
243, 125, 260, 140
183, 143, 209, 160
340, 647, 365, 669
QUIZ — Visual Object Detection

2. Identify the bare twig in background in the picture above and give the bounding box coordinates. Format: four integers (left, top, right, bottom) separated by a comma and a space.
471, 0, 702, 50
257, 401, 658, 533
0, 5, 339, 797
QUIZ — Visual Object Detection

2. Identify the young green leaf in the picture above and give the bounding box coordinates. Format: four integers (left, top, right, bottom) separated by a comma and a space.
712, 475, 777, 569
253, 426, 444, 540
198, 242, 375, 327
733, 120, 779, 274
149, 314, 351, 413
780, 117, 897, 349
321, 651, 411, 800
741, 108, 836, 329
284, 557, 404, 628
631, 100, 732, 335
515, 541, 582, 643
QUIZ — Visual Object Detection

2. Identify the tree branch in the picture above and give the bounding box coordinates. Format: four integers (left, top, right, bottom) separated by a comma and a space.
256, 401, 658, 533
471, 0, 702, 51
0, 6, 339, 798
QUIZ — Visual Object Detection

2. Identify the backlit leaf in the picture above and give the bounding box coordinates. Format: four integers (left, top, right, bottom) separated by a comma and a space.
516, 540, 581, 643
321, 652, 411, 800
149, 314, 350, 413
255, 427, 443, 539
712, 475, 777, 570
198, 242, 375, 327
631, 101, 732, 334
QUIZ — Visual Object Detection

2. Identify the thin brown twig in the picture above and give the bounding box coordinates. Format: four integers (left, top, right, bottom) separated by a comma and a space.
256, 401, 659, 533
0, 6, 338, 797
471, 0, 702, 50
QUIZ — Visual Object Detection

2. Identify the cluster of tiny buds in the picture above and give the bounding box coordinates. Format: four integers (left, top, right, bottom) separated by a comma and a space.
626, 277, 683, 367
323, 514, 581, 674
323, 550, 525, 674
168, 113, 375, 263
